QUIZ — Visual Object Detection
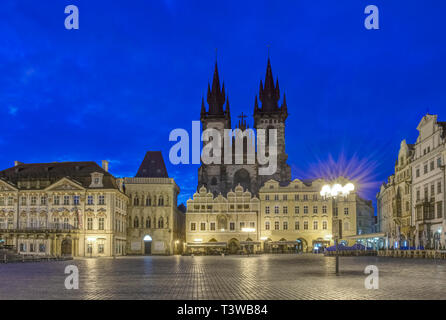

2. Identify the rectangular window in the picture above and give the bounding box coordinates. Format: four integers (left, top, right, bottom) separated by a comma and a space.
265, 221, 270, 230
344, 208, 349, 215
200, 222, 206, 231
250, 222, 255, 228
295, 206, 299, 214
438, 181, 442, 194
303, 195, 308, 201
87, 195, 94, 205
313, 206, 318, 214
295, 221, 299, 230
20, 197, 26, 206
283, 221, 288, 230
98, 244, 104, 254
99, 217, 105, 230
322, 205, 327, 214
240, 222, 245, 229
210, 222, 215, 231
283, 195, 287, 201
304, 221, 308, 230
334, 207, 338, 217
0, 197, 4, 206
53, 196, 60, 205
98, 195, 105, 205
416, 168, 420, 178
265, 206, 270, 214
31, 196, 37, 206
7, 197, 13, 206
63, 218, 69, 229
437, 202, 443, 219
424, 164, 428, 174
294, 194, 299, 201
322, 221, 327, 230
430, 161, 435, 171
39, 244, 46, 253
274, 206, 279, 214
313, 221, 318, 230
190, 222, 196, 231
265, 195, 270, 201
438, 157, 442, 168
274, 195, 279, 201
283, 206, 288, 214
274, 221, 279, 230
230, 222, 235, 231
40, 196, 47, 205
303, 206, 308, 214
87, 218, 93, 230
73, 195, 80, 205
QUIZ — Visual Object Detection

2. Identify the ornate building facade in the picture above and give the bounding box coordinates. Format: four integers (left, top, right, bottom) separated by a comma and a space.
377, 140, 414, 248
0, 161, 128, 257
185, 185, 260, 254
124, 151, 185, 255
198, 59, 291, 197
377, 114, 445, 249
259, 178, 374, 252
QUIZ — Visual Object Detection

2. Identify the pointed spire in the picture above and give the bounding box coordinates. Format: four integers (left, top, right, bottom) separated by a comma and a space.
254, 95, 259, 114
225, 95, 230, 115
258, 58, 280, 112
201, 97, 206, 115
281, 93, 287, 115
207, 61, 225, 115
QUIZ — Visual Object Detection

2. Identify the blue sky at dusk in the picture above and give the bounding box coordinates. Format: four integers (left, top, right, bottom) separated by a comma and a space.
1, 1, 445, 207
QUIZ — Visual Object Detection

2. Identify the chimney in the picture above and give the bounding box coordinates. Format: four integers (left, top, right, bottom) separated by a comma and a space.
102, 160, 109, 172
14, 161, 23, 167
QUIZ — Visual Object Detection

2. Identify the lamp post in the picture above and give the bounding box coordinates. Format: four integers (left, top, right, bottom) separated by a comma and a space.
320, 182, 354, 275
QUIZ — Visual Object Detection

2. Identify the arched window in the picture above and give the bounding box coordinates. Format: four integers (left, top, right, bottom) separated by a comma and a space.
158, 196, 164, 206
146, 218, 151, 229
133, 196, 139, 206
146, 196, 151, 206
133, 216, 139, 228
158, 217, 164, 229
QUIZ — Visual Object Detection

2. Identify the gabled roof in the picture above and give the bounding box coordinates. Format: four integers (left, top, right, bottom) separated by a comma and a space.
135, 151, 168, 178
0, 161, 117, 190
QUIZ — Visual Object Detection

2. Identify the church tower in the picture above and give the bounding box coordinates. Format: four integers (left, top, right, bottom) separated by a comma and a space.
254, 58, 291, 187
198, 62, 231, 196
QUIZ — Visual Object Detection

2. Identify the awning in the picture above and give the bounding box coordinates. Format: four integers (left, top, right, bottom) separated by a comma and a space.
346, 233, 386, 240
186, 242, 227, 248
268, 241, 300, 245
240, 241, 261, 245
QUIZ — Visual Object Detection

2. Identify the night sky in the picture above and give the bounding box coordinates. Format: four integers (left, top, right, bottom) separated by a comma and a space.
1, 1, 445, 208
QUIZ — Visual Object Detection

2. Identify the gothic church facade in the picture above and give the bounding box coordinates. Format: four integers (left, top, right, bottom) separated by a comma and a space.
198, 59, 291, 196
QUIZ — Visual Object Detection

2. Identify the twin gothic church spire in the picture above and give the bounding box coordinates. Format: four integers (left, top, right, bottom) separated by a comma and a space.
201, 58, 287, 121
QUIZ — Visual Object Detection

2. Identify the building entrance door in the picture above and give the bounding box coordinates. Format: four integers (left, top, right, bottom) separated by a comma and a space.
143, 235, 152, 255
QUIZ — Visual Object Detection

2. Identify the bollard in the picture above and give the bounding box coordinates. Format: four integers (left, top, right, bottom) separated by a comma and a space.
3, 254, 6, 264
221, 253, 225, 257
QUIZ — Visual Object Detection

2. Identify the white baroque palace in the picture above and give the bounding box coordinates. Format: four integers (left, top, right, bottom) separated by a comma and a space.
0, 160, 128, 257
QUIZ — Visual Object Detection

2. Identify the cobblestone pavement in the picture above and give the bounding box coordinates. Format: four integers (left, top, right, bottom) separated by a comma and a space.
1, 254, 446, 300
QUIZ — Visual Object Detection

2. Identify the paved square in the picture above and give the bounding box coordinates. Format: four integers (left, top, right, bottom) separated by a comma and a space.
1, 254, 445, 300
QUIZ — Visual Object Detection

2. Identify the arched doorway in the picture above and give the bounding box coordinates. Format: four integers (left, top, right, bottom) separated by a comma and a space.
143, 235, 152, 255
61, 238, 72, 255
233, 169, 251, 192
228, 238, 240, 254
296, 238, 308, 253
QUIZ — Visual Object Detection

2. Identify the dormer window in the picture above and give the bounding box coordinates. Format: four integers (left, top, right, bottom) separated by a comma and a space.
90, 172, 104, 188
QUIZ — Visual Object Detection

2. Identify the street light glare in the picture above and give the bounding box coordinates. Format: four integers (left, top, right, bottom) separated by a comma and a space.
241, 227, 256, 233
331, 184, 343, 197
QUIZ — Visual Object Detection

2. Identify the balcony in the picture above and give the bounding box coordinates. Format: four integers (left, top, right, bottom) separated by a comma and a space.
0, 223, 79, 233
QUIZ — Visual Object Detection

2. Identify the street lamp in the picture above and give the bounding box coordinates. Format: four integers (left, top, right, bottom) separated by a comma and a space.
320, 182, 355, 275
